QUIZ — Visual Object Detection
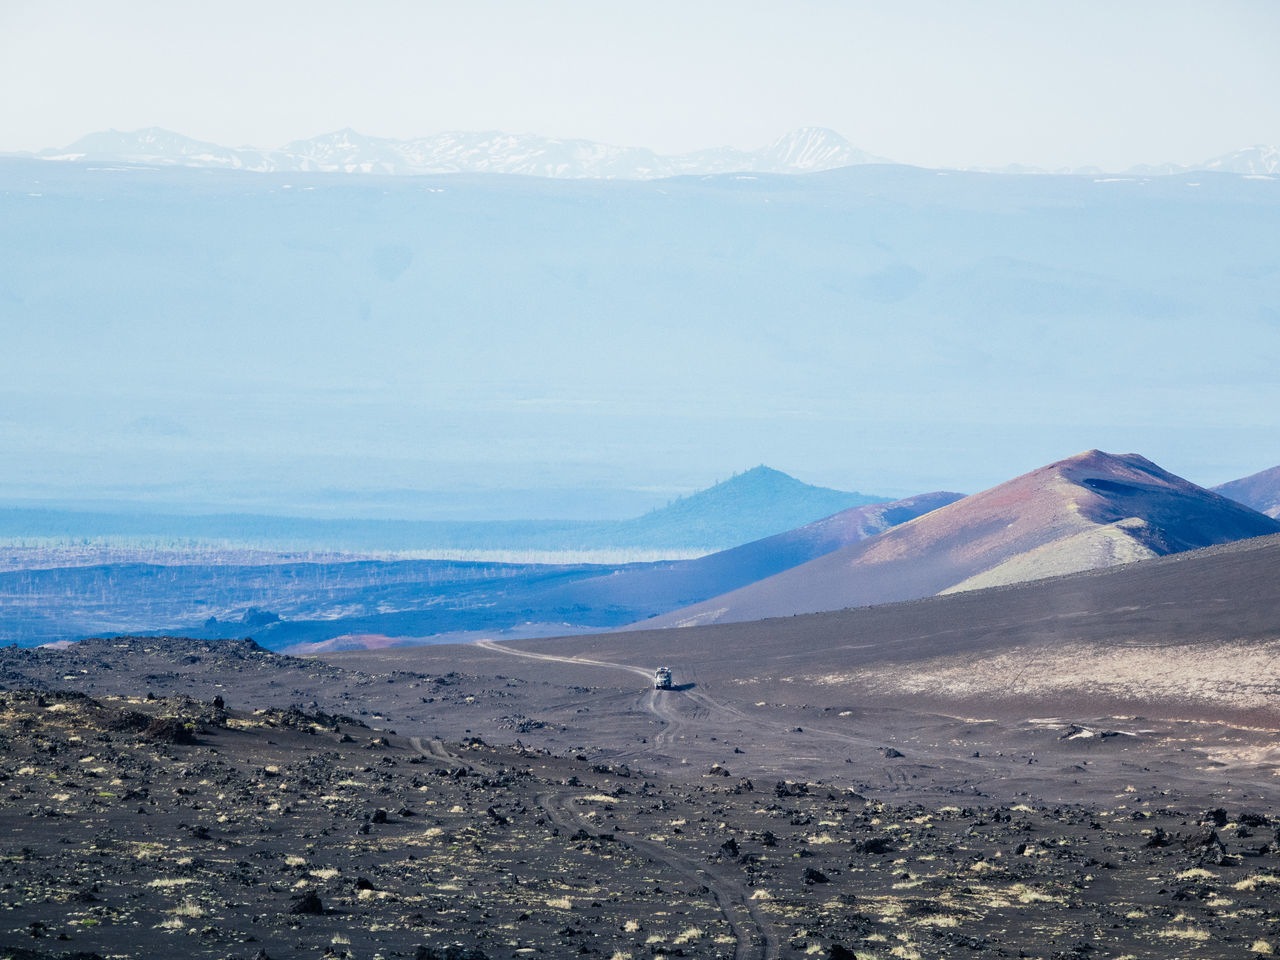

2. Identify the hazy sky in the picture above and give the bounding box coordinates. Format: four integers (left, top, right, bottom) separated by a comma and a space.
3, 0, 1278, 169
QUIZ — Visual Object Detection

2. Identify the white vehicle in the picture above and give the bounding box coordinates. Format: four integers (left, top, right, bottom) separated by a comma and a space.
653, 666, 673, 690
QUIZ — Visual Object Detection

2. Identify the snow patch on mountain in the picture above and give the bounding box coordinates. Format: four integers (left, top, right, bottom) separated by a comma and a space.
22, 127, 888, 180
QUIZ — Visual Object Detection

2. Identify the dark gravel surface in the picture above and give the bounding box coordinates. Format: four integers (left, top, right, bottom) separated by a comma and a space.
3, 632, 1280, 958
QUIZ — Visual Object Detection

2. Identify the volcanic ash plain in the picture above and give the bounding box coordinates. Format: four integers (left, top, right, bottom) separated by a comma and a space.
4, 624, 1280, 959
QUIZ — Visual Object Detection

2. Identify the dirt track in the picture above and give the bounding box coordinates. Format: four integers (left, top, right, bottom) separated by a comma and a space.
409, 721, 777, 959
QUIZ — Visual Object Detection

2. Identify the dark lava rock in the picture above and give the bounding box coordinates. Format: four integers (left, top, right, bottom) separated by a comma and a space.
1203, 808, 1229, 827
1144, 827, 1170, 847
288, 890, 324, 915
414, 947, 489, 960
1184, 828, 1227, 857
829, 947, 858, 960
719, 837, 739, 858
370, 808, 389, 824
857, 837, 893, 855
804, 867, 830, 884
145, 717, 196, 744
882, 747, 905, 759
104, 708, 151, 734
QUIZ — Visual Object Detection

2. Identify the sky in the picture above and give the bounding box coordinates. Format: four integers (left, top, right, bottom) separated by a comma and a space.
2, 0, 1279, 170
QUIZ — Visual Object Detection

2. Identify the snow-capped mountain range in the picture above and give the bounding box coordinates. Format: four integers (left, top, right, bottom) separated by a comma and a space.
20, 126, 887, 179
9, 127, 1279, 179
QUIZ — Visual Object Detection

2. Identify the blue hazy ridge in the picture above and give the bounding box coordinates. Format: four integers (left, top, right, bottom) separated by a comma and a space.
3, 159, 1279, 500
0, 467, 882, 554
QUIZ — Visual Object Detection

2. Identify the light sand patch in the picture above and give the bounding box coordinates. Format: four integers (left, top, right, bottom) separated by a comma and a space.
940, 522, 1157, 595
808, 638, 1280, 711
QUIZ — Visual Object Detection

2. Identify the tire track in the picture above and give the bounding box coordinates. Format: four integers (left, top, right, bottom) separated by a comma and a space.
409, 735, 472, 773
475, 637, 879, 762
476, 637, 700, 758
473, 639, 778, 958
475, 637, 653, 680
410, 714, 777, 958
536, 787, 778, 960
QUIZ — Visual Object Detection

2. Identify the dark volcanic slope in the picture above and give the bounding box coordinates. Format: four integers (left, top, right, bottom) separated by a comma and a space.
643, 449, 1280, 627
539, 490, 963, 617
526, 531, 1280, 725
1215, 462, 1280, 518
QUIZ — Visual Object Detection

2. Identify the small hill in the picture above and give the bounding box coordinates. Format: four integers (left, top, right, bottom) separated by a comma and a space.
641, 450, 1280, 627
545, 490, 963, 615
1213, 464, 1280, 518
590, 466, 887, 551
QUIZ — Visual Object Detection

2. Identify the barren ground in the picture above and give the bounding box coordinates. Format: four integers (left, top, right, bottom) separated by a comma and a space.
2, 621, 1280, 960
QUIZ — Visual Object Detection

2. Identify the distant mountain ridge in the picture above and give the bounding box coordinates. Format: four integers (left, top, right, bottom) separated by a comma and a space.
983, 145, 1280, 177
640, 450, 1280, 628
0, 466, 886, 556
12, 126, 1277, 178
1128, 145, 1280, 177
22, 126, 886, 179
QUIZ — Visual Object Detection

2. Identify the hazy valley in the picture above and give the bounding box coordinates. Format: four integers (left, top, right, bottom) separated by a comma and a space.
6, 42, 1280, 958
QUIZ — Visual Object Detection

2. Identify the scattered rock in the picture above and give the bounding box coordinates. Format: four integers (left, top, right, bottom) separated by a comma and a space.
288, 891, 323, 915
856, 837, 893, 855
804, 866, 830, 884
414, 946, 489, 960
1184, 828, 1228, 862
1203, 808, 1229, 827
144, 717, 196, 744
